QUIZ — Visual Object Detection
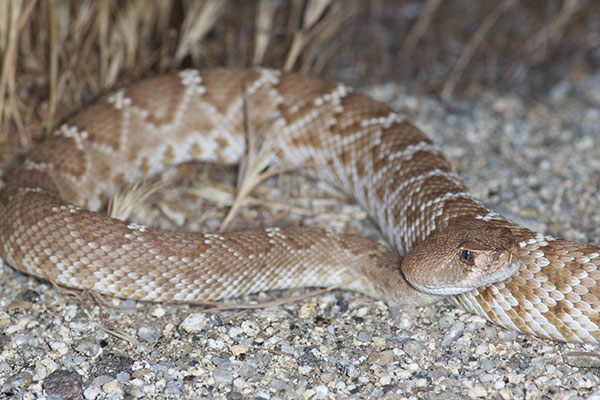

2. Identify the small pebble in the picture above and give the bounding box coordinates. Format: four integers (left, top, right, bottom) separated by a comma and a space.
180, 313, 209, 333
320, 372, 335, 384
138, 326, 158, 343
270, 378, 287, 391
468, 385, 488, 398
116, 371, 130, 382
152, 306, 166, 318
441, 322, 465, 347
213, 367, 234, 384
91, 375, 114, 387
356, 331, 371, 343
563, 351, 600, 368
368, 350, 394, 365
101, 379, 123, 395
84, 386, 104, 400
90, 354, 134, 378
76, 340, 101, 357
241, 320, 259, 336
401, 340, 423, 358
230, 344, 248, 356
588, 391, 600, 400
42, 369, 83, 400
438, 315, 455, 329
21, 289, 40, 303
3, 371, 33, 392
131, 368, 151, 379
49, 341, 69, 355
298, 303, 317, 319
164, 379, 185, 395
0, 362, 11, 374
208, 338, 225, 350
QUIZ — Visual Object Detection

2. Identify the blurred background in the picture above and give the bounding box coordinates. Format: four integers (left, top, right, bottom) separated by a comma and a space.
0, 0, 598, 168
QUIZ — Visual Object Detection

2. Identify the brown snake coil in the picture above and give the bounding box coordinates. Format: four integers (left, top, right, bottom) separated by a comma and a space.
1, 69, 599, 344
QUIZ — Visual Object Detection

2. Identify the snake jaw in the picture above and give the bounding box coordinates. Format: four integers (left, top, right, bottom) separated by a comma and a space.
403, 247, 521, 296
401, 219, 521, 296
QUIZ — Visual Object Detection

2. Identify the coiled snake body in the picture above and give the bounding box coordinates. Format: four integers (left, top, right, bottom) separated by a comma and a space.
1, 69, 599, 344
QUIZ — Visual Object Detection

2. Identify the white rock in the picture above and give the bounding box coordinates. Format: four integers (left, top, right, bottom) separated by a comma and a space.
180, 313, 209, 333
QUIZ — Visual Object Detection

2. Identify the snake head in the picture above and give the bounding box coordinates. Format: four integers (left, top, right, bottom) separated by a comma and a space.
401, 218, 521, 295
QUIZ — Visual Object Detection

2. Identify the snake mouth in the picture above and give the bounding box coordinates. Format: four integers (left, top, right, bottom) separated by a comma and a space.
408, 249, 522, 296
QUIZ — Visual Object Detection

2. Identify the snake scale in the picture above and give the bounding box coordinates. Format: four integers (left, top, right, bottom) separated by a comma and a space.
1, 69, 599, 344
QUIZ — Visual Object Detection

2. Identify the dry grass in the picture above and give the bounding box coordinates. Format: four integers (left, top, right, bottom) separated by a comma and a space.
0, 0, 597, 166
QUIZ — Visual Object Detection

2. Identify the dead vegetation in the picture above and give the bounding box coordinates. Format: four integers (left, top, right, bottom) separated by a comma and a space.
0, 0, 597, 165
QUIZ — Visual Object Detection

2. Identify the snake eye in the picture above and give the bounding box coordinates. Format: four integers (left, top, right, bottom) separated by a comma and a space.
460, 249, 474, 264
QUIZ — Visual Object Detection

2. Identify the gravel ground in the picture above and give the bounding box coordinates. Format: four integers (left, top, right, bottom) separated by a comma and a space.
1, 73, 600, 399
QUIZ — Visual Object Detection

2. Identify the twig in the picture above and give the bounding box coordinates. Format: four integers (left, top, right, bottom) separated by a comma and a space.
253, 0, 276, 65
522, 0, 585, 63
194, 276, 366, 313
441, 0, 513, 100
46, 0, 58, 136
399, 0, 442, 60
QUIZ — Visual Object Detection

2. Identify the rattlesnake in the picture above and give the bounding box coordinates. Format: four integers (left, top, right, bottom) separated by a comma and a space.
1, 69, 598, 344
